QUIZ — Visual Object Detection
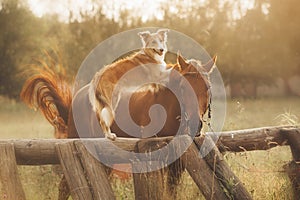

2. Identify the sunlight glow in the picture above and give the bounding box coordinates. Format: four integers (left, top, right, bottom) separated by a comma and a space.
27, 0, 97, 21
219, 0, 255, 19
27, 0, 256, 22
101, 0, 165, 22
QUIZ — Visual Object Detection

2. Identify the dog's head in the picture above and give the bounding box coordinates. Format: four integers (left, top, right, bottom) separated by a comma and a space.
138, 29, 169, 63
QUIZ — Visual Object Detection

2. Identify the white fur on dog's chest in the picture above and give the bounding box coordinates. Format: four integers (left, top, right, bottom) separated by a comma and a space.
148, 63, 170, 84
154, 54, 166, 64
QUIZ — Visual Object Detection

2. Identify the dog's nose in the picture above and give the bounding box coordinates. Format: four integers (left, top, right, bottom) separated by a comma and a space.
159, 49, 164, 53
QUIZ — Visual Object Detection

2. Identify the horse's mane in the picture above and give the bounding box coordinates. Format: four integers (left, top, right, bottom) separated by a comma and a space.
20, 64, 72, 138
133, 83, 165, 94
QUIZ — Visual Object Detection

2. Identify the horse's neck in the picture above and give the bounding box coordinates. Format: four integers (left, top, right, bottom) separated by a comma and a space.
166, 63, 180, 71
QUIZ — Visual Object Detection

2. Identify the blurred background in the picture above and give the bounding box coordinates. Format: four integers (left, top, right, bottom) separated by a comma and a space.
0, 0, 299, 199
0, 0, 300, 99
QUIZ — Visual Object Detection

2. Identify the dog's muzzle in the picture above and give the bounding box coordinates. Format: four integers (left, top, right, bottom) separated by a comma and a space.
153, 48, 164, 56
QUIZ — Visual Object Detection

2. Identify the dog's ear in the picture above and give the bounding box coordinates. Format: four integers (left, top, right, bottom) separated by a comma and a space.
157, 29, 169, 41
138, 31, 151, 46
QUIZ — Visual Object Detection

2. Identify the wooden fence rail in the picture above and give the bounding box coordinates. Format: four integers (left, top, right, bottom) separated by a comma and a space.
214, 125, 297, 152
0, 126, 299, 199
0, 126, 297, 165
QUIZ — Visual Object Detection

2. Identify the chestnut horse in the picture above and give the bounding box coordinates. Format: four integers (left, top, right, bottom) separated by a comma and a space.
20, 54, 215, 199
126, 53, 216, 138
68, 53, 216, 139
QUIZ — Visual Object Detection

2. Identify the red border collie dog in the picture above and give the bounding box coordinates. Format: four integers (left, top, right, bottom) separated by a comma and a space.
89, 29, 169, 140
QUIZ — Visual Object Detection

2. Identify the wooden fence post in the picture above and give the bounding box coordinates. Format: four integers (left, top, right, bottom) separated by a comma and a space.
132, 138, 171, 200
182, 141, 229, 200
56, 142, 93, 200
0, 143, 26, 200
75, 141, 115, 200
195, 136, 253, 200
56, 141, 116, 200
0, 126, 297, 200
281, 128, 300, 199
133, 165, 165, 200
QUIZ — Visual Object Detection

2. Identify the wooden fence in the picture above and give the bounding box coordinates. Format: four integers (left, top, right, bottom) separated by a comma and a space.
0, 126, 299, 200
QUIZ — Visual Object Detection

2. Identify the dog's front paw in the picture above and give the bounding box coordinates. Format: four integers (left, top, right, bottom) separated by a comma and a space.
106, 132, 117, 141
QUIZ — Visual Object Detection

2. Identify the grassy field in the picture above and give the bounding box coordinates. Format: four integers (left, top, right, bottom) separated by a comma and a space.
0, 96, 299, 199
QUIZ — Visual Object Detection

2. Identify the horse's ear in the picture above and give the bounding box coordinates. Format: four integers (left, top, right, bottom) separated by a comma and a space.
177, 52, 188, 70
138, 31, 151, 46
203, 55, 217, 74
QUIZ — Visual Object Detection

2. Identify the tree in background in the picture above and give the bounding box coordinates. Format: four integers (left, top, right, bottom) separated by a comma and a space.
224, 2, 271, 97
0, 0, 46, 98
1, 0, 300, 99
267, 0, 300, 95
63, 8, 122, 75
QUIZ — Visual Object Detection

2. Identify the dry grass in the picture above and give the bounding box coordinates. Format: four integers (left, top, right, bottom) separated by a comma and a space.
0, 97, 53, 139
224, 97, 300, 130
0, 96, 299, 199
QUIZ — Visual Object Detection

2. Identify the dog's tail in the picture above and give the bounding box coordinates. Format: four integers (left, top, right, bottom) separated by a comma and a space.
20, 63, 72, 139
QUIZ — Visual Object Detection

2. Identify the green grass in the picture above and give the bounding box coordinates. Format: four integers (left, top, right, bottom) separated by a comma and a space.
0, 96, 299, 199
0, 97, 53, 139
224, 97, 300, 130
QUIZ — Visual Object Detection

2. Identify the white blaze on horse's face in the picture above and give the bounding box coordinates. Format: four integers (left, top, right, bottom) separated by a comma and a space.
138, 29, 169, 63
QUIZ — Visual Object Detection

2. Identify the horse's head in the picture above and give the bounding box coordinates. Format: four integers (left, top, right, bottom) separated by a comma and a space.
170, 53, 216, 135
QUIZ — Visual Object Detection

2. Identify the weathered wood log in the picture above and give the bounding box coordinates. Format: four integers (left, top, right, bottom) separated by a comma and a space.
212, 126, 294, 152
58, 175, 70, 200
74, 141, 116, 200
283, 128, 300, 161
0, 143, 26, 200
195, 136, 253, 200
5, 137, 171, 165
182, 139, 229, 200
132, 136, 178, 200
281, 128, 300, 199
55, 142, 93, 200
13, 139, 60, 165
0, 126, 298, 166
133, 164, 165, 200
1, 126, 298, 200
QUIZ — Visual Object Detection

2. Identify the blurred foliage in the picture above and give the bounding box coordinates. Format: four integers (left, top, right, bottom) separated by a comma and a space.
0, 0, 44, 98
0, 0, 300, 99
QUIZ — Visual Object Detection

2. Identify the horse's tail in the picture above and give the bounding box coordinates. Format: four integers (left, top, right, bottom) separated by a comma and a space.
20, 64, 72, 138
